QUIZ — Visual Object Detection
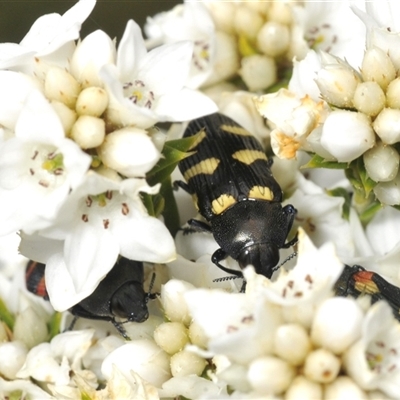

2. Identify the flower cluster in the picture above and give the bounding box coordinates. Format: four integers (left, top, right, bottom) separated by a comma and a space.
1, 0, 400, 399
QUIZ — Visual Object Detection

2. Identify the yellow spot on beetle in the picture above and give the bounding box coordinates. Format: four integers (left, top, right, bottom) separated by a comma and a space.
188, 128, 207, 151
212, 194, 237, 215
184, 157, 220, 181
248, 186, 274, 201
232, 149, 267, 165
221, 124, 251, 136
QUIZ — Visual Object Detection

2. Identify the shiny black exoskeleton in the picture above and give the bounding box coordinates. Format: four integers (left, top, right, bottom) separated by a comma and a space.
25, 257, 153, 339
335, 264, 400, 321
176, 113, 297, 279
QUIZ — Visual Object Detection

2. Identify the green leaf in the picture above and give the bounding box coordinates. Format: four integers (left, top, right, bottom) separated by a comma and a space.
302, 154, 348, 170
0, 297, 14, 330
146, 133, 201, 186
160, 177, 180, 237
48, 312, 62, 340
326, 187, 352, 220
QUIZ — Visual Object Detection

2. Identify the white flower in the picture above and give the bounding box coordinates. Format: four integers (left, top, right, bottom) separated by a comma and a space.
16, 329, 95, 386
320, 110, 375, 162
38, 171, 175, 310
0, 90, 91, 236
145, 2, 216, 89
101, 19, 217, 129
0, 0, 96, 77
0, 377, 53, 399
344, 302, 400, 398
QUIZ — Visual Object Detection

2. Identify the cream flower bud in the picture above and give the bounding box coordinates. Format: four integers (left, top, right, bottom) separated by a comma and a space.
234, 6, 264, 41
257, 21, 290, 57
154, 322, 189, 355
267, 1, 292, 25
44, 67, 80, 109
170, 350, 207, 377
99, 127, 160, 177
285, 376, 323, 400
13, 308, 48, 349
188, 321, 208, 349
0, 322, 7, 342
373, 108, 400, 144
102, 339, 171, 388
248, 356, 295, 395
246, 1, 270, 16
205, 2, 236, 34
160, 279, 195, 325
386, 78, 400, 109
353, 82, 385, 117
239, 55, 277, 92
76, 87, 109, 117
0, 341, 28, 379
325, 376, 367, 399
311, 297, 363, 354
364, 142, 399, 182
71, 115, 105, 149
316, 64, 361, 108
304, 349, 341, 383
51, 101, 77, 135
361, 47, 396, 91
273, 323, 312, 366
320, 110, 375, 162
373, 172, 400, 205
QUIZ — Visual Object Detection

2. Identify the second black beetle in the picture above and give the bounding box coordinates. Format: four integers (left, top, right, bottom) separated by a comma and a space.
26, 257, 154, 339
176, 112, 297, 279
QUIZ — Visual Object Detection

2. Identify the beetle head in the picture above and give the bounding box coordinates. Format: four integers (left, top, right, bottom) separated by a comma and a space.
237, 242, 279, 279
110, 282, 149, 323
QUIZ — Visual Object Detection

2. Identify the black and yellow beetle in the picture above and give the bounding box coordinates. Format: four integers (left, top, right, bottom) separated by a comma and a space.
176, 112, 297, 279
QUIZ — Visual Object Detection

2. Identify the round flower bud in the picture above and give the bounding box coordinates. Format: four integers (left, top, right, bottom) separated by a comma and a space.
234, 5, 264, 41
170, 350, 207, 377
51, 101, 77, 135
285, 376, 323, 400
102, 340, 171, 388
0, 341, 27, 379
267, 1, 293, 25
320, 110, 375, 162
311, 297, 363, 354
160, 279, 195, 325
353, 81, 385, 117
361, 47, 396, 91
273, 323, 312, 366
239, 55, 277, 92
364, 142, 399, 182
13, 308, 48, 349
154, 322, 189, 355
316, 65, 360, 108
374, 172, 400, 205
386, 78, 400, 109
45, 67, 80, 109
99, 127, 160, 177
248, 356, 295, 395
373, 108, 400, 144
303, 349, 341, 383
325, 376, 367, 399
76, 87, 108, 117
188, 321, 208, 349
205, 2, 236, 34
257, 21, 290, 57
71, 115, 105, 149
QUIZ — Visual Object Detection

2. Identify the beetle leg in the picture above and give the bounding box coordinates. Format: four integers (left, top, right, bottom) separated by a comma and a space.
173, 180, 193, 194
282, 231, 298, 249
181, 218, 212, 235
212, 248, 243, 277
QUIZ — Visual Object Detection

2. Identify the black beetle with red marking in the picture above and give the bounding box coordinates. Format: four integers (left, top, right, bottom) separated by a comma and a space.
25, 257, 155, 339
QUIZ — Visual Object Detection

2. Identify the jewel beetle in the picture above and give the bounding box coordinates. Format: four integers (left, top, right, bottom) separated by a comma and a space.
176, 112, 297, 279
25, 257, 155, 339
335, 264, 400, 321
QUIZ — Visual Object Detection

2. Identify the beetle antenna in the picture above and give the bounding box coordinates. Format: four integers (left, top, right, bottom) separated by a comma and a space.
213, 275, 241, 283
273, 251, 298, 272
146, 272, 157, 302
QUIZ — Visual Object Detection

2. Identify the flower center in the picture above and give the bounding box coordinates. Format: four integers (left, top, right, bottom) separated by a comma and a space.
80, 190, 130, 229
366, 340, 399, 375
192, 40, 210, 71
306, 23, 338, 53
123, 79, 155, 109
29, 146, 65, 189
